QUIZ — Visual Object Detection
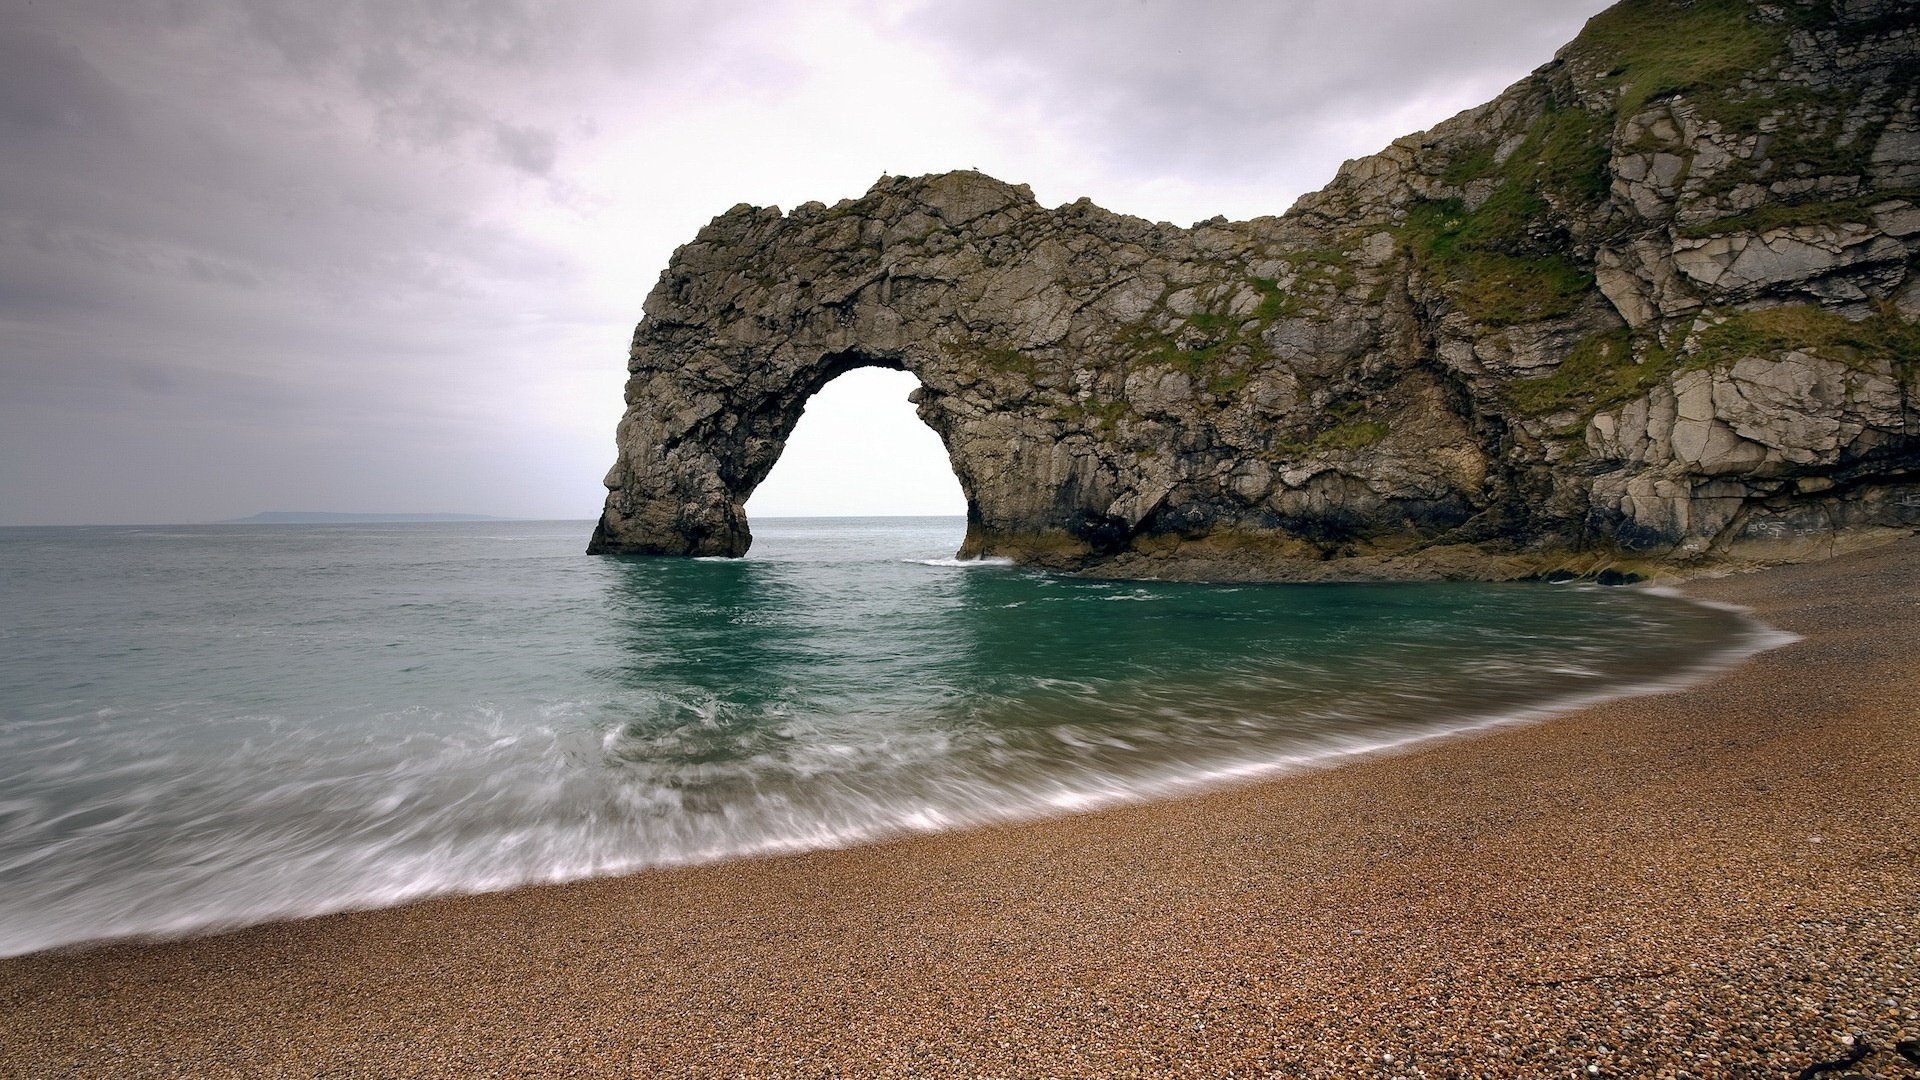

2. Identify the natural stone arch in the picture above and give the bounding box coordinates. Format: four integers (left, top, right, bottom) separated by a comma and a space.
589, 173, 1181, 562
602, 346, 986, 558
585, 170, 1511, 569
590, 339, 1134, 562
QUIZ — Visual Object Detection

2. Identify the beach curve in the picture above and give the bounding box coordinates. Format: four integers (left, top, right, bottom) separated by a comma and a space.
2, 537, 1917, 1078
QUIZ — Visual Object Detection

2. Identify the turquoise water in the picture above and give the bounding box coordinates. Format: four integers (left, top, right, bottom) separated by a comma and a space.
0, 517, 1778, 956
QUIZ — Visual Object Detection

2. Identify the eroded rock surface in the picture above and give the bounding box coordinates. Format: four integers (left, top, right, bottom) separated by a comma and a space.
593, 0, 1920, 579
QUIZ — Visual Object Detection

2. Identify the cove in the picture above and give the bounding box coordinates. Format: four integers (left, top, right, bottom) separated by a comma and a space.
0, 519, 1780, 955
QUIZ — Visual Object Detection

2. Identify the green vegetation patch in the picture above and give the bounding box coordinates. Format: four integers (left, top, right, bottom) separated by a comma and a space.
1689, 304, 1920, 374
1450, 250, 1593, 327
1115, 266, 1343, 397
1266, 248, 1358, 318
1206, 368, 1252, 397
1250, 276, 1287, 322
1440, 141, 1500, 187
1568, 0, 1899, 191
1678, 188, 1920, 239
1274, 399, 1392, 456
973, 345, 1042, 375
1427, 101, 1610, 239
1183, 311, 1239, 337
1676, 78, 1906, 204
1438, 104, 1607, 202
1308, 419, 1391, 452
1567, 0, 1788, 121
1533, 104, 1613, 206
1055, 397, 1134, 436
1503, 328, 1663, 416
1404, 2, 1892, 325
1405, 98, 1611, 327
1402, 198, 1595, 327
1504, 304, 1920, 420
1120, 321, 1241, 380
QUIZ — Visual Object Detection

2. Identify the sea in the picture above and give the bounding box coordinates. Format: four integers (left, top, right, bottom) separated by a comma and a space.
0, 517, 1785, 957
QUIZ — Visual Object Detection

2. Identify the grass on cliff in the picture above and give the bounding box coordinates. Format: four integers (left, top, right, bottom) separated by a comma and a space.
1690, 304, 1920, 374
1572, 0, 1899, 126
1673, 79, 1914, 231
1054, 397, 1133, 437
1426, 0, 1899, 279
1567, 0, 1788, 121
1302, 419, 1390, 453
1504, 304, 1920, 419
1274, 399, 1391, 456
1502, 328, 1661, 417
1405, 99, 1607, 326
1406, 0, 1898, 324
1571, 0, 1903, 225
1678, 187, 1920, 239
1403, 198, 1595, 326
1267, 250, 1357, 316
1419, 108, 1609, 246
1117, 270, 1324, 400
974, 346, 1041, 375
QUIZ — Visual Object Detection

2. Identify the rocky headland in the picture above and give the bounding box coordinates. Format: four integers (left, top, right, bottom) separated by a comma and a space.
592, 0, 1920, 580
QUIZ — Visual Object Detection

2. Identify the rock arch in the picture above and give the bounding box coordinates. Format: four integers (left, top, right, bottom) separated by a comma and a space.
589, 173, 1182, 563
592, 345, 991, 558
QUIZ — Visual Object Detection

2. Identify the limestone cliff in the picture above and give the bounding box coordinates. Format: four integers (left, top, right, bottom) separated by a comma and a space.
592, 0, 1920, 579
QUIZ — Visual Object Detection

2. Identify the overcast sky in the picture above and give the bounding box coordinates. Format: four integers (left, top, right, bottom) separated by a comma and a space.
0, 0, 1611, 525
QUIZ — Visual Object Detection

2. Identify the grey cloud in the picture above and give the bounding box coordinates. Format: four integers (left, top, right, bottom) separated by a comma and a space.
906, 0, 1608, 196
0, 0, 738, 524
355, 43, 417, 96
242, 0, 556, 165
241, 1, 348, 71
0, 23, 130, 135
493, 121, 558, 175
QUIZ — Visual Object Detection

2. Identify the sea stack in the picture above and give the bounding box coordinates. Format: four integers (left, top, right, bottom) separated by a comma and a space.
592, 0, 1920, 580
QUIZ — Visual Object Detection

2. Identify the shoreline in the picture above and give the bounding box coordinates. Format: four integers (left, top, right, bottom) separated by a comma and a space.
5, 539, 1919, 1076
0, 574, 1779, 962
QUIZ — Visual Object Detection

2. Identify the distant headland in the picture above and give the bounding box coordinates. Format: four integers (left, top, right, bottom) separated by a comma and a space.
222, 512, 507, 524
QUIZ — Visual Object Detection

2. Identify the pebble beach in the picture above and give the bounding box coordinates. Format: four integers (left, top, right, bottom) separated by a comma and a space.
3, 538, 1918, 1079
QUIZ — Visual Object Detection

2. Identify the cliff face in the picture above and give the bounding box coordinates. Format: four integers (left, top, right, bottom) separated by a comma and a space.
591, 0, 1920, 579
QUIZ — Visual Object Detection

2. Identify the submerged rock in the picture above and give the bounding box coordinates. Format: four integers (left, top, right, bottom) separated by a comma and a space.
593, 0, 1920, 580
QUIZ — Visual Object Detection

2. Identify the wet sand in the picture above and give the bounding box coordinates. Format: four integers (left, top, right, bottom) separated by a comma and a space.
4, 539, 1918, 1079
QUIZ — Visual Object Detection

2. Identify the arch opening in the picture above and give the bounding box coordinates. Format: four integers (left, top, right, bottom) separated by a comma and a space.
742, 365, 967, 537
